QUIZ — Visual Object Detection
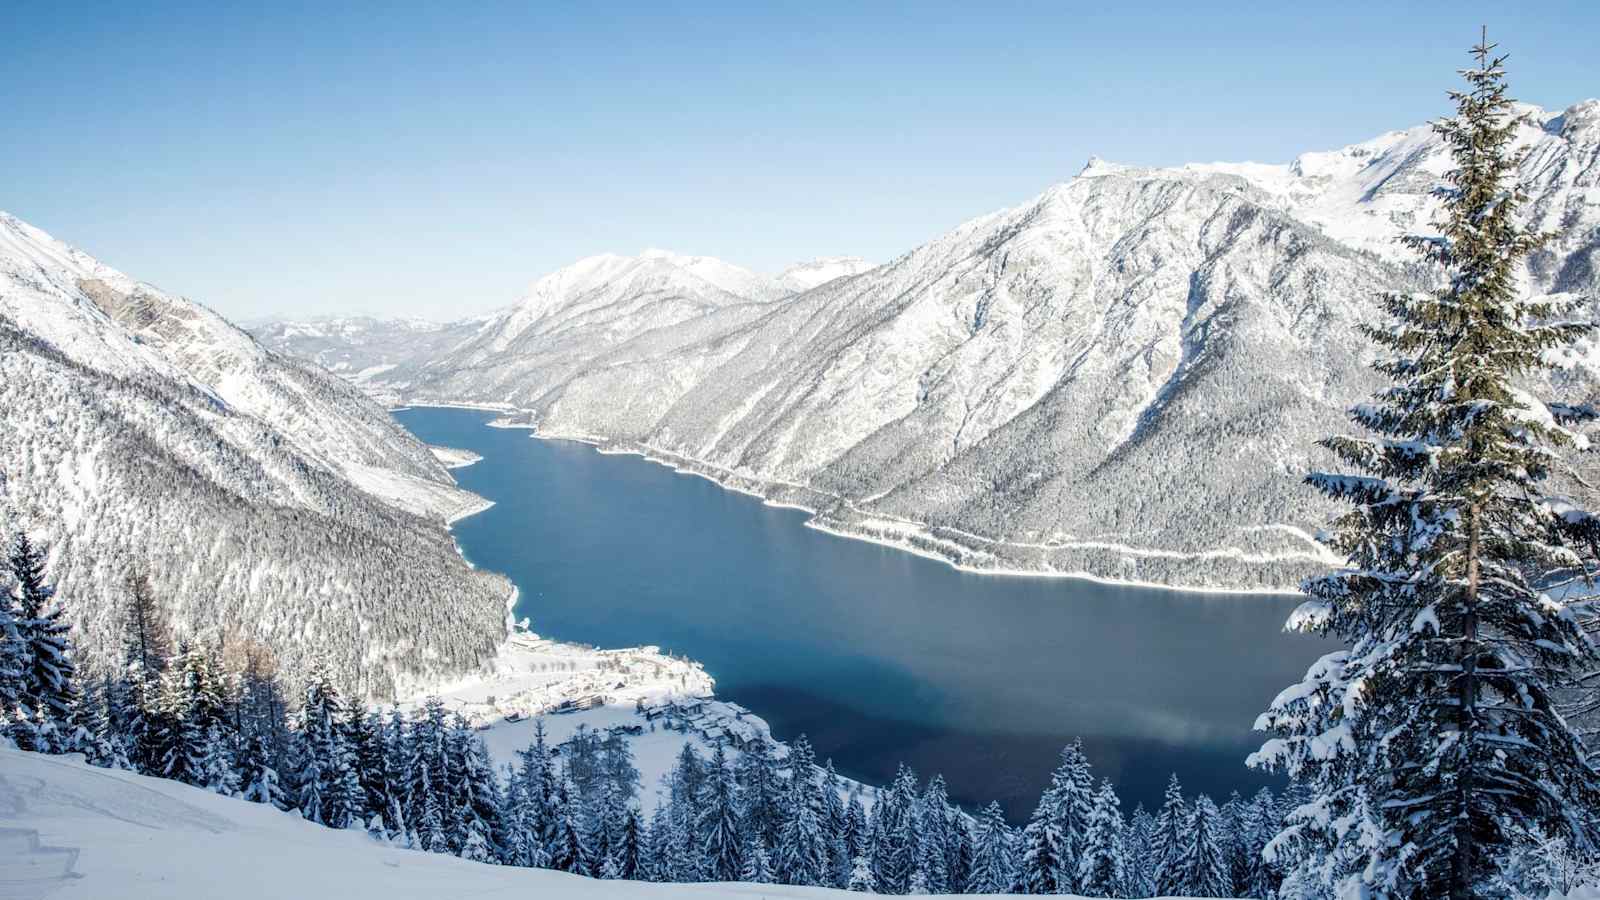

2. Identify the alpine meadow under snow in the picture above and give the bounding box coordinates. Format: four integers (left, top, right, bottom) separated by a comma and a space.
258, 99, 1600, 592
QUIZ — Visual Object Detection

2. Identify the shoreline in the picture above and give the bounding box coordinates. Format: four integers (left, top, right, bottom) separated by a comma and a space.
400, 401, 1311, 598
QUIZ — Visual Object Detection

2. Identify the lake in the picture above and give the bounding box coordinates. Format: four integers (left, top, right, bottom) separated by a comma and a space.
396, 406, 1330, 818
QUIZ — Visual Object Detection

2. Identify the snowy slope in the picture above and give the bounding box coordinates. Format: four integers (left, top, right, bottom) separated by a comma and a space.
0, 214, 511, 696
336, 101, 1593, 591
1, 748, 1227, 899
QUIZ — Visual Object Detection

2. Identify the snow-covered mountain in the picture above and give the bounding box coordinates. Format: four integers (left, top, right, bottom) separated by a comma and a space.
778, 256, 875, 292
248, 252, 876, 403
0, 213, 511, 696
267, 101, 1600, 591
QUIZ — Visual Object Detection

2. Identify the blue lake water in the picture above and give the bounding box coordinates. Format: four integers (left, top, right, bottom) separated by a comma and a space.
396, 406, 1330, 818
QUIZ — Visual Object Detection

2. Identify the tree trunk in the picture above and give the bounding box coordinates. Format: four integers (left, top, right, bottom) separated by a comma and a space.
1453, 501, 1482, 900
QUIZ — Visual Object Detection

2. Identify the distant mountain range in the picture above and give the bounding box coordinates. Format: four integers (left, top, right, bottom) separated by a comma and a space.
0, 213, 511, 697
253, 100, 1600, 591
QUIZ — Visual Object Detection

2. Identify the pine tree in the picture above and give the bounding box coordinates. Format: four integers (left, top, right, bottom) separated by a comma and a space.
1078, 779, 1127, 898
416, 790, 447, 853
697, 742, 744, 881
967, 801, 1016, 894
1050, 741, 1097, 892
239, 729, 286, 808
291, 664, 358, 827
737, 737, 783, 851
550, 804, 591, 875
1124, 804, 1157, 899
121, 572, 169, 686
1020, 781, 1066, 894
843, 792, 868, 875
775, 740, 827, 886
615, 805, 644, 880
1239, 788, 1282, 900
872, 763, 920, 894
198, 720, 240, 795
9, 534, 78, 731
1176, 795, 1232, 899
0, 543, 25, 718
916, 774, 953, 893
1250, 34, 1600, 900
1220, 790, 1250, 897
848, 851, 878, 893
741, 832, 774, 884
152, 655, 205, 785
1149, 773, 1189, 896
822, 760, 851, 888
644, 803, 675, 882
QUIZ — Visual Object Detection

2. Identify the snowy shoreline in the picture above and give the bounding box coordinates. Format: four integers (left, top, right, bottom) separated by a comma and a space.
399, 402, 1310, 597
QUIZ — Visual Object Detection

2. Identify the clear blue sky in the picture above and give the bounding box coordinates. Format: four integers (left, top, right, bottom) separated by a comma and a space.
4, 1, 1596, 320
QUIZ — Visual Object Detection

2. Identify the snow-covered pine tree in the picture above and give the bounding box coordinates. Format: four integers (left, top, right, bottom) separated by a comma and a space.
550, 797, 593, 876
346, 704, 390, 830
1250, 34, 1600, 900
0, 541, 25, 721
198, 720, 240, 796
741, 832, 774, 884
291, 663, 356, 826
9, 534, 78, 733
404, 698, 449, 836
775, 738, 827, 886
416, 789, 447, 853
1177, 794, 1231, 899
1149, 773, 1189, 896
239, 729, 286, 808
822, 760, 851, 888
1220, 790, 1250, 897
152, 651, 206, 785
667, 743, 705, 881
967, 801, 1017, 894
643, 802, 675, 882
848, 851, 878, 893
450, 718, 502, 860
916, 773, 954, 893
1077, 778, 1128, 898
1019, 776, 1067, 894
77, 677, 130, 769
1051, 740, 1097, 892
616, 805, 645, 880
1124, 804, 1157, 899
737, 736, 782, 852
697, 742, 744, 881
842, 792, 868, 876
514, 720, 557, 867
871, 763, 920, 894
1240, 788, 1282, 900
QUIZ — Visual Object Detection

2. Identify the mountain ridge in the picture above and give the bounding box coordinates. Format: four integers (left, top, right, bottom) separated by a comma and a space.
0, 213, 512, 695
254, 99, 1600, 590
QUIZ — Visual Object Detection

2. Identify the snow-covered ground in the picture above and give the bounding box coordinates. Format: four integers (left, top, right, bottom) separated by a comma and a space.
389, 628, 877, 810
0, 748, 969, 900
429, 445, 484, 469
2, 748, 1266, 899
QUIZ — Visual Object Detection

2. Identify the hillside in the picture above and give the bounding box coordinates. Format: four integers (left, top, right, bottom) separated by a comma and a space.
267, 101, 1600, 591
0, 748, 1222, 900
0, 214, 512, 697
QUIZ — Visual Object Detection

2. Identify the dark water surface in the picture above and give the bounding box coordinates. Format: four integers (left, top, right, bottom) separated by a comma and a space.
396, 406, 1330, 818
